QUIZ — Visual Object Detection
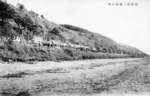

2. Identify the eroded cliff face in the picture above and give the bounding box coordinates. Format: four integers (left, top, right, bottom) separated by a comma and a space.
0, 0, 148, 62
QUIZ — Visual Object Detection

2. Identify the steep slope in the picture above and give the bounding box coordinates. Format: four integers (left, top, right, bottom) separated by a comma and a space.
0, 1, 148, 62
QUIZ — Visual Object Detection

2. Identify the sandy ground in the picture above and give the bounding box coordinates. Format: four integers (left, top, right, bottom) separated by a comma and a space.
0, 57, 149, 96
0, 58, 143, 75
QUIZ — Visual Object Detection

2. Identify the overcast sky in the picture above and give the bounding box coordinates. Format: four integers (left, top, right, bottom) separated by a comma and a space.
8, 0, 150, 54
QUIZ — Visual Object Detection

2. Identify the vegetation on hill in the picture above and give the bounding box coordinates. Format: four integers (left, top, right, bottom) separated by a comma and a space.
0, 0, 148, 62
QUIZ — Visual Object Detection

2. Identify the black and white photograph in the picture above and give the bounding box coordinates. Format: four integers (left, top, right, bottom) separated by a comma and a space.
0, 0, 150, 96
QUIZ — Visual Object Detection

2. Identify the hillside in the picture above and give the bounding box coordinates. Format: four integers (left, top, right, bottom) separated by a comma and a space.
0, 1, 148, 62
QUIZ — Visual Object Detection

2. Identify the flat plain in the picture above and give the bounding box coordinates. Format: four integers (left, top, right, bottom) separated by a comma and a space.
0, 57, 150, 96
